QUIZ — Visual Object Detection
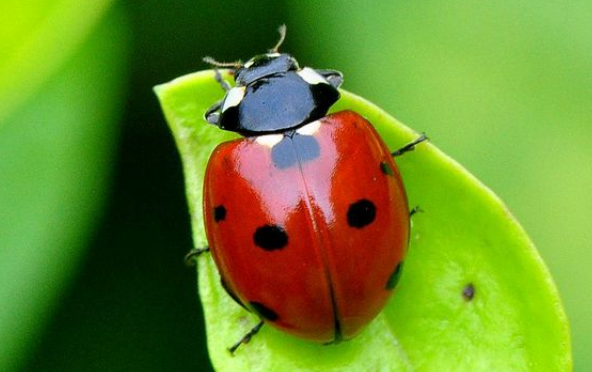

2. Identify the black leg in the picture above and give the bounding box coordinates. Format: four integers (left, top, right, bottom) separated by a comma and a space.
204, 68, 234, 125
184, 247, 210, 266
391, 133, 428, 157
213, 67, 231, 92
228, 321, 265, 355
409, 205, 423, 217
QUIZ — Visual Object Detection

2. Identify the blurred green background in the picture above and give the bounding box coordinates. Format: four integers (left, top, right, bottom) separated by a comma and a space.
0, 1, 589, 371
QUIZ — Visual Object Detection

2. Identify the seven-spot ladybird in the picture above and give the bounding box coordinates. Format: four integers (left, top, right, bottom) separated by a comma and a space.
190, 26, 426, 353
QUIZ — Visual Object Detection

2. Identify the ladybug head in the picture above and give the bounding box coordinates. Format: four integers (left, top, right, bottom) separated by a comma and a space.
216, 25, 299, 87
234, 53, 299, 86
203, 25, 344, 135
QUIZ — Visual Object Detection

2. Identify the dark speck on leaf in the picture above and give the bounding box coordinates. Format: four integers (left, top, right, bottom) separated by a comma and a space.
463, 283, 475, 301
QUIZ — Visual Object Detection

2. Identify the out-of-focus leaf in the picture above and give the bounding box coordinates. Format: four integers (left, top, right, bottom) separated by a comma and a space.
0, 3, 127, 371
0, 0, 116, 126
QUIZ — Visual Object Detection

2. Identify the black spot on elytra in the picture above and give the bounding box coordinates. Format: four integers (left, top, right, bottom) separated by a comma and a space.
253, 225, 288, 250
250, 301, 279, 321
347, 199, 376, 228
386, 262, 404, 290
463, 283, 475, 301
380, 161, 394, 176
214, 205, 226, 222
271, 133, 320, 169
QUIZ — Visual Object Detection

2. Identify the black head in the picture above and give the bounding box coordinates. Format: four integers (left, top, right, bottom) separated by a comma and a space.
234, 53, 299, 86
204, 26, 344, 136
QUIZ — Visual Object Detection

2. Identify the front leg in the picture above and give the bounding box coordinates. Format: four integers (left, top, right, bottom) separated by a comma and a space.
212, 67, 232, 92
204, 68, 234, 125
184, 247, 210, 266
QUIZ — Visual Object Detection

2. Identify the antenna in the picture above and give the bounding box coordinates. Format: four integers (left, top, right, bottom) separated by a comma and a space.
202, 56, 241, 69
270, 24, 287, 53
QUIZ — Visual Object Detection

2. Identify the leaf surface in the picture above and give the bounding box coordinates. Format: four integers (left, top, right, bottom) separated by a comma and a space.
155, 70, 570, 372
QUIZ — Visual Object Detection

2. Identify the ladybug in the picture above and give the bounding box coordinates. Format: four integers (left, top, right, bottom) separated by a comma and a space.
189, 26, 426, 353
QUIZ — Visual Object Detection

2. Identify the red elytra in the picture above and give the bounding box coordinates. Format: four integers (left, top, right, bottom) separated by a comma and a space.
203, 110, 409, 343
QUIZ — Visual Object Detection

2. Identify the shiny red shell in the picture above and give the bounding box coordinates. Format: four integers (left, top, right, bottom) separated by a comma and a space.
203, 110, 409, 343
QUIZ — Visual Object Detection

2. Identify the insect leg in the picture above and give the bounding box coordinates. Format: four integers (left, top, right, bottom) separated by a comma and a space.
228, 320, 265, 355
184, 247, 210, 266
212, 67, 232, 91
409, 206, 423, 217
391, 133, 428, 157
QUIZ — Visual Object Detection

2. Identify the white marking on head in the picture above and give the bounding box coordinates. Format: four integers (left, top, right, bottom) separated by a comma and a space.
221, 87, 246, 113
243, 53, 281, 69
296, 120, 321, 136
297, 67, 328, 85
255, 134, 284, 148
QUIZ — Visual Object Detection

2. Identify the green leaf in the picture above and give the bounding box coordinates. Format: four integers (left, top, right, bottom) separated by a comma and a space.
0, 3, 127, 371
0, 0, 116, 126
155, 71, 571, 371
